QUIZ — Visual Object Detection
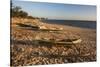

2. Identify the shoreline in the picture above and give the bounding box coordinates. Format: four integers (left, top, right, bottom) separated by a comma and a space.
44, 21, 96, 30
42, 19, 96, 29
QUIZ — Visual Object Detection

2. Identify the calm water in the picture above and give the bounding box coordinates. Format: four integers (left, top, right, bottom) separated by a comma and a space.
42, 20, 96, 29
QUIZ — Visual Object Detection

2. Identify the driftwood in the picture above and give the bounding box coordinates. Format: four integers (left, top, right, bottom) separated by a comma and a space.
39, 26, 63, 31
34, 38, 82, 46
17, 23, 63, 31
55, 38, 82, 45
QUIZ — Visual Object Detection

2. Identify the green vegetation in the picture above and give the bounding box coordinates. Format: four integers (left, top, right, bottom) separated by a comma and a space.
11, 5, 31, 18
11, 3, 47, 20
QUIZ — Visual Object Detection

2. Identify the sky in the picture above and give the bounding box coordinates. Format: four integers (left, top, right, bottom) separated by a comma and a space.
12, 0, 96, 21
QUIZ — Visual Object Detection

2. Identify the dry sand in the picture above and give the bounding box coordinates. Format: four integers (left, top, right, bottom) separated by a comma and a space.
11, 18, 96, 66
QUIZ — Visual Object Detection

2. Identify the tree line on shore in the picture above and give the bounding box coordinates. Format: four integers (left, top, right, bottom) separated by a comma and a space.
11, 3, 47, 20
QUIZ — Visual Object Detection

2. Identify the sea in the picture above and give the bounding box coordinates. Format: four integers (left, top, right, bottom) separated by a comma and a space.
42, 20, 96, 29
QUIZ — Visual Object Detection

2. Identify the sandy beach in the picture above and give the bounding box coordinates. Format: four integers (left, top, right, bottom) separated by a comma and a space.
11, 18, 96, 66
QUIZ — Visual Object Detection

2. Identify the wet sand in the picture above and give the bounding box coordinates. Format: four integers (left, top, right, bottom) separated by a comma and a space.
11, 18, 96, 66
